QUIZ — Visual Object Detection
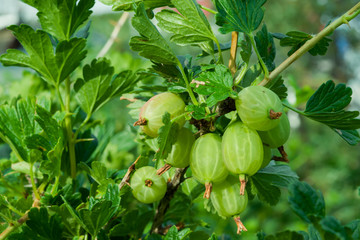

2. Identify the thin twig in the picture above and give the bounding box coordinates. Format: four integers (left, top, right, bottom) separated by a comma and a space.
151, 167, 188, 234
97, 12, 130, 58
229, 31, 239, 76
259, 2, 360, 86
119, 155, 140, 190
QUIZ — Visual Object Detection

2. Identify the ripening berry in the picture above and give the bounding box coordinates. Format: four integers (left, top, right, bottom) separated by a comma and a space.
235, 86, 283, 131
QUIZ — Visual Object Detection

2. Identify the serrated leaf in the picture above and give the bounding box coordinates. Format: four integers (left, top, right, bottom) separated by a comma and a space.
249, 174, 281, 206
191, 65, 236, 107
264, 230, 305, 240
22, 0, 95, 41
265, 76, 288, 100
286, 80, 360, 145
112, 0, 171, 11
288, 181, 325, 224
110, 209, 153, 238
255, 24, 276, 71
215, 0, 267, 34
164, 226, 192, 240
346, 219, 360, 240
9, 207, 63, 240
185, 104, 216, 120
0, 25, 87, 85
277, 31, 332, 56
156, 0, 216, 53
75, 58, 141, 115
155, 112, 179, 160
239, 64, 262, 88
249, 164, 298, 206
320, 216, 351, 240
239, 35, 252, 64
130, 3, 178, 65
308, 224, 321, 240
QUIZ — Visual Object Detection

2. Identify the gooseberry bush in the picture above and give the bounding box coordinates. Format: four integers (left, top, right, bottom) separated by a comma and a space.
0, 0, 360, 239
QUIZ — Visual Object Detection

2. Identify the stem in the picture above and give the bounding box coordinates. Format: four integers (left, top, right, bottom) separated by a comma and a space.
97, 12, 129, 58
229, 31, 239, 76
177, 62, 199, 106
51, 176, 60, 195
65, 77, 77, 179
199, 4, 218, 14
214, 38, 224, 64
29, 162, 40, 200
239, 174, 247, 196
259, 2, 360, 86
249, 33, 269, 80
55, 84, 65, 111
151, 167, 188, 234
234, 63, 248, 86
282, 102, 303, 114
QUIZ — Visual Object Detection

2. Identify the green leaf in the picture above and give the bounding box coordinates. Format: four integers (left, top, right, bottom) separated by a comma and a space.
264, 230, 306, 240
265, 76, 288, 100
0, 25, 87, 85
215, 0, 267, 34
288, 181, 325, 224
346, 219, 360, 240
276, 31, 332, 56
249, 164, 298, 206
320, 216, 351, 240
285, 80, 360, 145
255, 24, 276, 71
191, 65, 236, 107
10, 207, 63, 240
156, 0, 216, 52
0, 98, 37, 162
185, 104, 216, 120
164, 226, 192, 240
109, 209, 153, 238
255, 164, 299, 188
112, 0, 171, 11
22, 0, 95, 41
155, 112, 179, 160
130, 3, 178, 65
239, 35, 252, 64
307, 224, 321, 240
75, 58, 141, 115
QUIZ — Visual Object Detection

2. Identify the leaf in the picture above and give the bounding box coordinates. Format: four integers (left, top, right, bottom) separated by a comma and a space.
288, 181, 325, 224
164, 226, 192, 240
22, 0, 95, 41
239, 35, 252, 64
320, 216, 351, 240
255, 24, 276, 71
346, 219, 360, 240
191, 65, 236, 107
308, 224, 321, 240
215, 0, 267, 34
265, 76, 288, 100
264, 230, 306, 240
130, 3, 178, 65
110, 209, 153, 238
156, 0, 216, 52
286, 80, 360, 145
112, 0, 171, 11
276, 31, 332, 56
9, 207, 63, 240
155, 112, 179, 160
0, 25, 87, 85
255, 164, 299, 188
185, 104, 216, 120
75, 58, 141, 115
249, 164, 298, 206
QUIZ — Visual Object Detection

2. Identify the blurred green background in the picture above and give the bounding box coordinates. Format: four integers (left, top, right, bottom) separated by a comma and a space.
0, 0, 359, 239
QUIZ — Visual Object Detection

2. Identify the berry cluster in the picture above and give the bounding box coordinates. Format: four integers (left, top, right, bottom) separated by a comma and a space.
131, 86, 290, 233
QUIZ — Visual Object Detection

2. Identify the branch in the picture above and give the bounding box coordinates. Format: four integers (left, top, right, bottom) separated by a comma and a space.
229, 31, 239, 76
259, 2, 360, 86
0, 199, 40, 240
118, 155, 140, 190
97, 12, 130, 58
150, 167, 188, 234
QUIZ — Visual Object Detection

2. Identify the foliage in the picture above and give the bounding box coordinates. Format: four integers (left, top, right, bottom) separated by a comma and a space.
0, 0, 359, 239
